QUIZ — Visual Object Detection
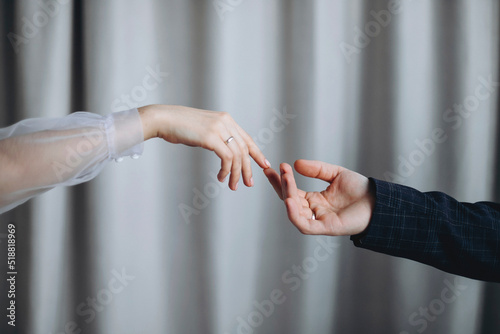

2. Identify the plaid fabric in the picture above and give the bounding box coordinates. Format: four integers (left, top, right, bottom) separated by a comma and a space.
351, 178, 500, 282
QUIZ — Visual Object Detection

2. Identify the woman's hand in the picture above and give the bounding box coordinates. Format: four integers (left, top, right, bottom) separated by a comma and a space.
139, 104, 271, 190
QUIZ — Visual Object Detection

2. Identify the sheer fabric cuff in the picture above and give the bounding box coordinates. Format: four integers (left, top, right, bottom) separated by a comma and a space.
0, 108, 144, 214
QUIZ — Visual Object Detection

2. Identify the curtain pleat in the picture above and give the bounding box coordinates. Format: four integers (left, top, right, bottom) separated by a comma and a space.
0, 1, 498, 333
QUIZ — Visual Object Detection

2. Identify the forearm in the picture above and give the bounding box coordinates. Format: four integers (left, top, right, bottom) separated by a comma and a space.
0, 108, 144, 213
352, 178, 500, 282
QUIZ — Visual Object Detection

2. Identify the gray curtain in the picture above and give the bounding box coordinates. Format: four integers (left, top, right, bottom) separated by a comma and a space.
0, 0, 499, 333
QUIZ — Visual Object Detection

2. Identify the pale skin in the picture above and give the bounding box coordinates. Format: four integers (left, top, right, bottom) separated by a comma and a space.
0, 104, 270, 200
263, 159, 375, 236
139, 104, 271, 190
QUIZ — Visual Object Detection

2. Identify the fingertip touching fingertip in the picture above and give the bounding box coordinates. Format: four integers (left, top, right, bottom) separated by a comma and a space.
280, 165, 285, 175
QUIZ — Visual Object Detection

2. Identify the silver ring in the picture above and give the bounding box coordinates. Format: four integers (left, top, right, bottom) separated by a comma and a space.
311, 213, 316, 220
225, 136, 234, 145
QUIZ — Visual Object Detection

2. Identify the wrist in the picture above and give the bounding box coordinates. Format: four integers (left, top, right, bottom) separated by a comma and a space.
358, 178, 376, 234
138, 105, 159, 140
350, 178, 378, 245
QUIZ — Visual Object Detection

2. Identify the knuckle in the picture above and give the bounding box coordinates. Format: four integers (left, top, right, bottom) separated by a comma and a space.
243, 158, 252, 168
231, 163, 241, 172
233, 150, 242, 160
247, 143, 258, 154
213, 120, 225, 132
243, 161, 252, 172
219, 111, 232, 120
243, 166, 252, 176
231, 161, 241, 171
240, 144, 249, 156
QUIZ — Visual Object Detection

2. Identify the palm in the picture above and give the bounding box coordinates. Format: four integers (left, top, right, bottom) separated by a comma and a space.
308, 171, 371, 235
265, 160, 374, 236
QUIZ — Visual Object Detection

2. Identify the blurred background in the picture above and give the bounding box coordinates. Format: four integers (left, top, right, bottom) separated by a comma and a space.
0, 0, 499, 333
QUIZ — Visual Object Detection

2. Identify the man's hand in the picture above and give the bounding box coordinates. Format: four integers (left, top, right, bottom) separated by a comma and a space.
264, 159, 375, 236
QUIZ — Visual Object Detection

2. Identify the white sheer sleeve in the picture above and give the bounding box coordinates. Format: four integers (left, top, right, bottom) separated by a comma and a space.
0, 108, 144, 214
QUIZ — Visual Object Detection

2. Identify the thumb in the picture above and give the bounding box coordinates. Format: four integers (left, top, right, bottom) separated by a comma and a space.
293, 159, 344, 183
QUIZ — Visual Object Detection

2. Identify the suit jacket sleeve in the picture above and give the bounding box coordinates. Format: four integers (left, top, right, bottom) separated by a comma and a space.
351, 178, 500, 282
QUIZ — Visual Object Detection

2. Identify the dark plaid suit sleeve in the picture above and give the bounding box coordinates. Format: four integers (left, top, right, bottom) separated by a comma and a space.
351, 178, 500, 282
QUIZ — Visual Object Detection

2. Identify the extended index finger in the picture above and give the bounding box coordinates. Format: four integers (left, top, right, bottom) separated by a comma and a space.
280, 163, 300, 201
264, 168, 283, 200
235, 124, 270, 169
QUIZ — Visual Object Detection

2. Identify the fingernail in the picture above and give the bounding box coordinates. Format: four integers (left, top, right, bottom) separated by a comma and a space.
235, 183, 238, 190
265, 159, 271, 168
250, 177, 254, 186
